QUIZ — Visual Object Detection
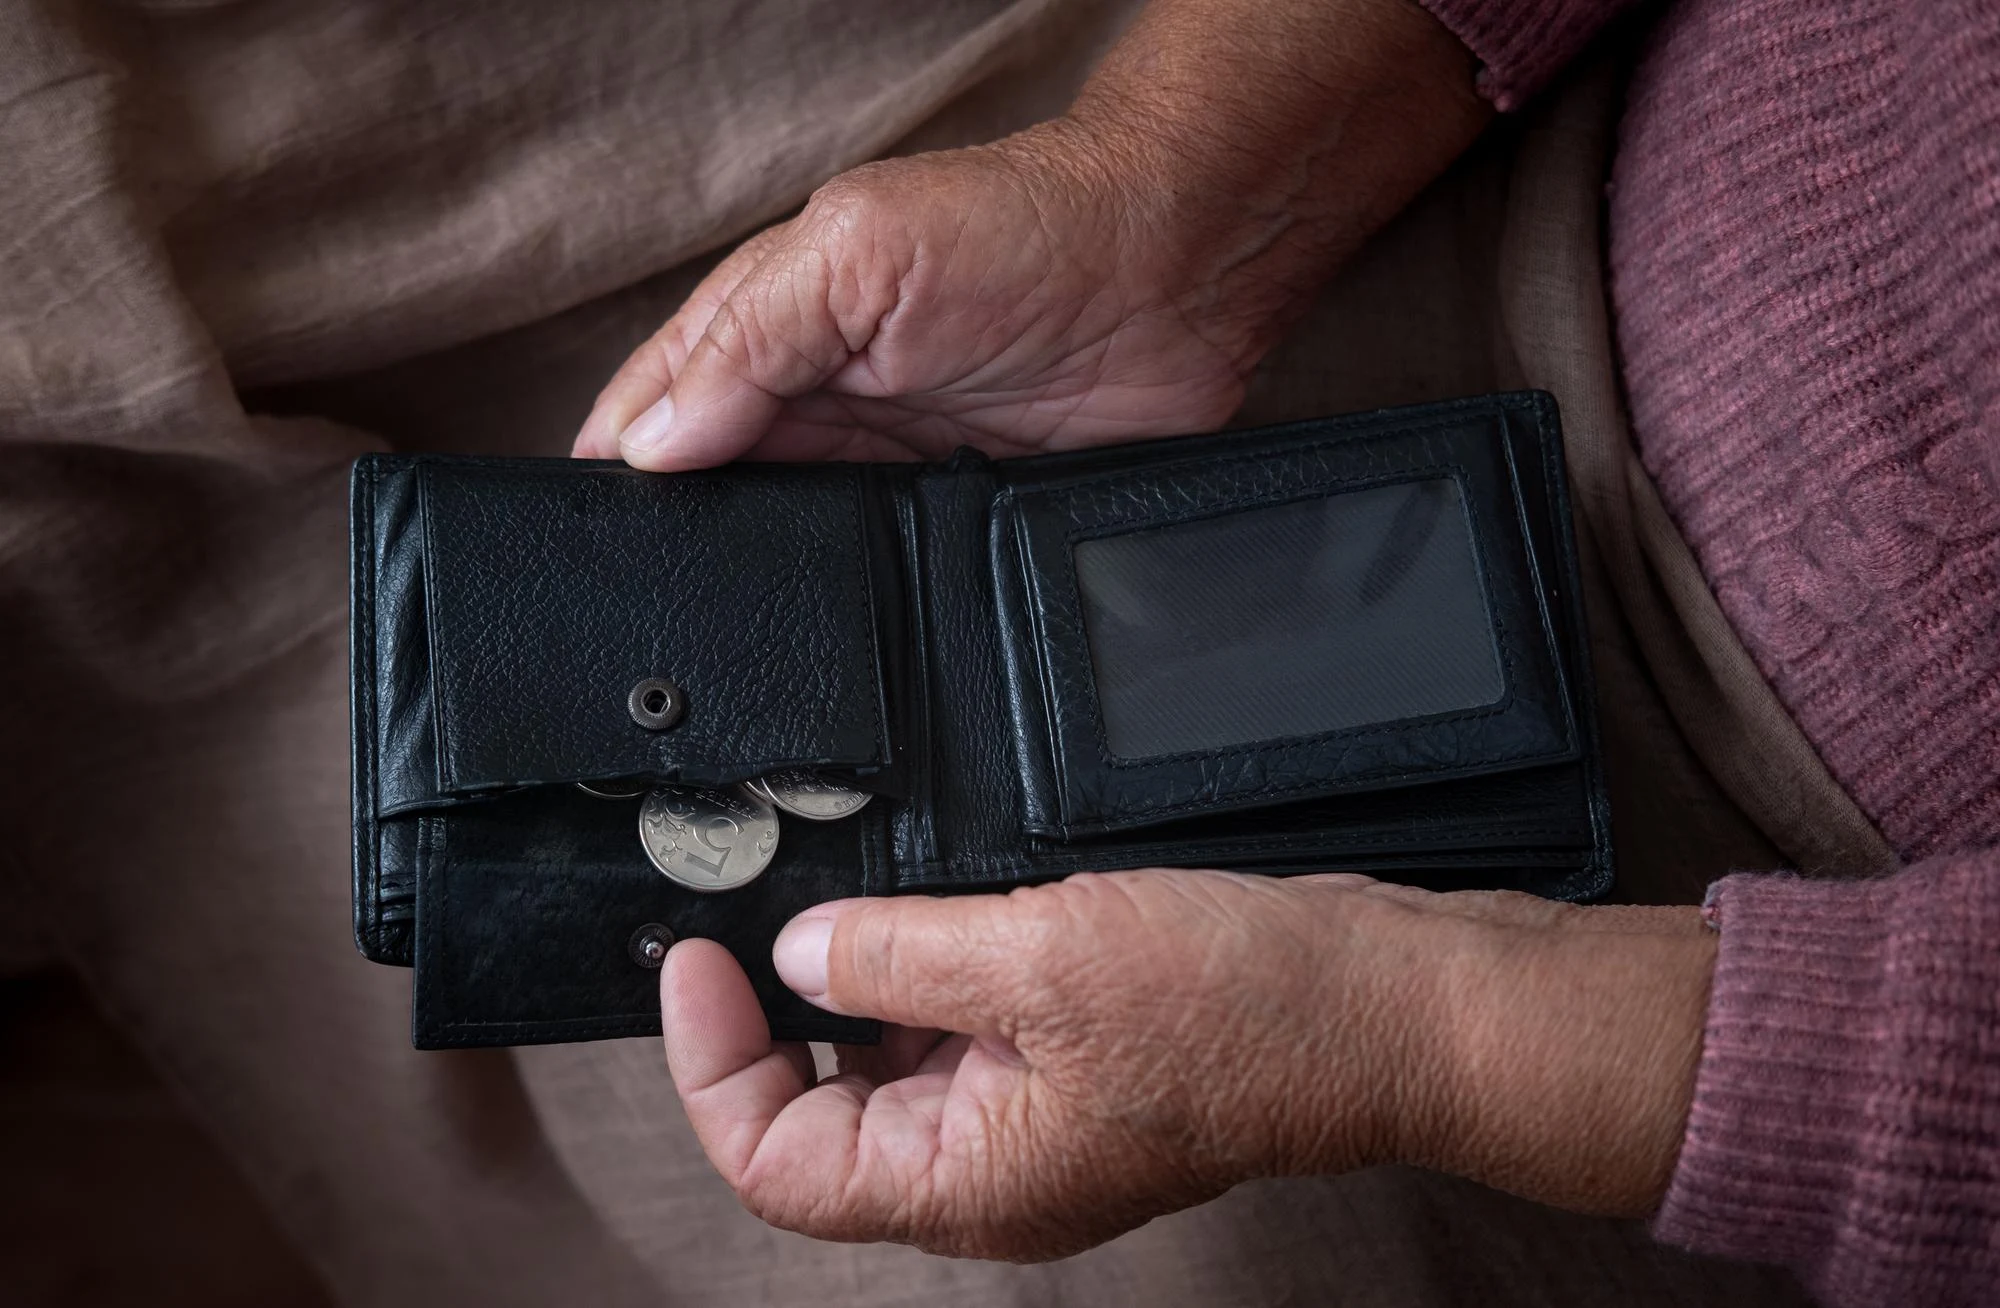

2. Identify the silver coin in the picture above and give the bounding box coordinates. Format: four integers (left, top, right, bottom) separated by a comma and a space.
638, 785, 780, 892
749, 769, 873, 822
576, 778, 648, 800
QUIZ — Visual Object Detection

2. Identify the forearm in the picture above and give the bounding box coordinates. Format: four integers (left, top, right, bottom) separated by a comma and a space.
1043, 0, 1491, 366
1268, 891, 1715, 1217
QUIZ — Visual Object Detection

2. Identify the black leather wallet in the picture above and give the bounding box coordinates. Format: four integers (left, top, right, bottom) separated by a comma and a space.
351, 391, 1610, 1049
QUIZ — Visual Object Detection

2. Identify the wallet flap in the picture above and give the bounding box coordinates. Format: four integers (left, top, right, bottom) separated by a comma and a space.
403, 459, 890, 798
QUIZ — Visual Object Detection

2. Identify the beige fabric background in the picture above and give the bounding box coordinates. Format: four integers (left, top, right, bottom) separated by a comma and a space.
2, 0, 1872, 1302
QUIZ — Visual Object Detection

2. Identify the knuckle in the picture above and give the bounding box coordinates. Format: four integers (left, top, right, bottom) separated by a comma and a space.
708, 294, 793, 379
863, 907, 933, 1013
700, 247, 848, 383
697, 296, 759, 364
995, 880, 1122, 1021
803, 164, 897, 232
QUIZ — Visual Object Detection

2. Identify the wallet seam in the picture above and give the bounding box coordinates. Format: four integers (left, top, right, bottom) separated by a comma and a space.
894, 819, 1592, 886
415, 1013, 870, 1047
901, 841, 1599, 886
1524, 391, 1616, 897
1041, 818, 1586, 863
353, 459, 385, 959
990, 497, 1068, 836
413, 810, 441, 1046
894, 487, 939, 869
844, 469, 890, 766
415, 469, 457, 794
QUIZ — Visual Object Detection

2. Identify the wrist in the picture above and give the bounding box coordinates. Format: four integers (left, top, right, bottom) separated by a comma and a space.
1250, 887, 1485, 1183
1048, 0, 1491, 365
1427, 907, 1716, 1216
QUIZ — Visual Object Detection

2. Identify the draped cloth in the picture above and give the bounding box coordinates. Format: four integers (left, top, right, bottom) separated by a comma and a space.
2, 2, 1869, 1301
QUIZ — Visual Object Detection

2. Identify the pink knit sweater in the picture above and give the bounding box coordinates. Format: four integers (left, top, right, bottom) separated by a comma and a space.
1422, 1, 2000, 1301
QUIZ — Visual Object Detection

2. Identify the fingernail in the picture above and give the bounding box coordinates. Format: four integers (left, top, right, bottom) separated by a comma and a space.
620, 394, 675, 452
772, 915, 832, 1002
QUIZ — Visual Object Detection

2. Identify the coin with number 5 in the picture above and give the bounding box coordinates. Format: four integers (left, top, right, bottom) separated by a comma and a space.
639, 785, 780, 892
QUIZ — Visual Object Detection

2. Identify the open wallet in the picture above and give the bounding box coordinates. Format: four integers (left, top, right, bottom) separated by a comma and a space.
350, 390, 1611, 1049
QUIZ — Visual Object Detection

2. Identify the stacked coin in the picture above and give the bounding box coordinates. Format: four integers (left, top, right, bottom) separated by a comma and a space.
578, 772, 871, 892
744, 769, 874, 822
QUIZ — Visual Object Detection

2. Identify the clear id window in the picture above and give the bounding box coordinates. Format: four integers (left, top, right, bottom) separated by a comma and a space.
1071, 478, 1504, 760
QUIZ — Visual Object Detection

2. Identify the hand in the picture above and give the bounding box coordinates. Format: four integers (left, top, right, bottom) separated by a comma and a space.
574, 0, 1489, 472
571, 128, 1261, 471
662, 870, 1716, 1260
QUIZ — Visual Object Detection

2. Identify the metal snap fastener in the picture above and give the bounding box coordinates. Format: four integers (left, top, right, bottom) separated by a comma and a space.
627, 677, 685, 731
628, 923, 674, 969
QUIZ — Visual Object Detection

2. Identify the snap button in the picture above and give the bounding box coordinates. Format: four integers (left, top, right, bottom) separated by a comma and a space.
628, 923, 674, 969
627, 677, 685, 731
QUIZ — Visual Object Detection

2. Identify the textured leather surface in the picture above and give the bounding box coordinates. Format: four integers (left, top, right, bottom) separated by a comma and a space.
412, 787, 882, 1048
420, 459, 888, 795
351, 391, 1613, 1048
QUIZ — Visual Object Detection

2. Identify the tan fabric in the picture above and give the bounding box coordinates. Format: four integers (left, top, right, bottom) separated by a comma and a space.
2, 1, 1836, 1303
1492, 51, 1899, 887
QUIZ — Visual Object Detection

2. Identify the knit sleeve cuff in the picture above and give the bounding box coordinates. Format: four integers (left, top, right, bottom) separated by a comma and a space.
1414, 0, 1642, 111
1651, 872, 1887, 1265
1652, 859, 2000, 1291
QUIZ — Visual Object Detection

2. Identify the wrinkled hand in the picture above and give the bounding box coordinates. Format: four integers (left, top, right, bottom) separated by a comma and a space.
572, 126, 1260, 471
663, 870, 1714, 1260
570, 0, 1491, 472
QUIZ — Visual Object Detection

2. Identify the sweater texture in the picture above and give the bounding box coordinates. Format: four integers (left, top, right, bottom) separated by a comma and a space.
1421, 1, 2000, 1302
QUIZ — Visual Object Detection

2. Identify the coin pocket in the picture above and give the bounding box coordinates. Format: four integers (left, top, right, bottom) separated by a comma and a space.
372, 459, 895, 811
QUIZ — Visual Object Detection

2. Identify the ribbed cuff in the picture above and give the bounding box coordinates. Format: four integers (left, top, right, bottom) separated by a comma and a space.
1652, 872, 1890, 1266
1415, 0, 1641, 111
1654, 859, 2000, 1302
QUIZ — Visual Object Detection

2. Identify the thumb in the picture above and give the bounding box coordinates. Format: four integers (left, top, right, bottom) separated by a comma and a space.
620, 241, 880, 472
772, 894, 1028, 1032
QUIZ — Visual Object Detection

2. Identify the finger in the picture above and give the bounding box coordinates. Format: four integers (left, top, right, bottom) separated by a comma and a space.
572, 228, 788, 459
621, 238, 894, 472
772, 894, 1033, 1032
660, 938, 815, 1182
743, 1032, 1024, 1243
663, 941, 942, 1242
736, 1057, 962, 1243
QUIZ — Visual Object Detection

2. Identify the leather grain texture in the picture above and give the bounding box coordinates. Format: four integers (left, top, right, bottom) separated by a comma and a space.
351, 392, 1613, 1048
420, 459, 888, 795
412, 787, 883, 1048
